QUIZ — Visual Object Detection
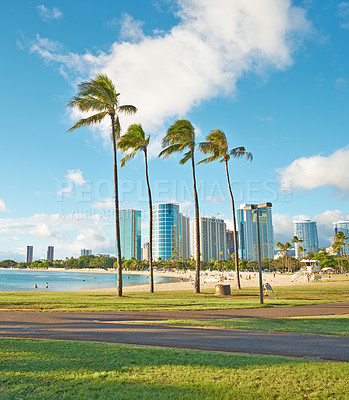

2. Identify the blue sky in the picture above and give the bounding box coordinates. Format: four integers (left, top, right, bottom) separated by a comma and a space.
1, 0, 348, 261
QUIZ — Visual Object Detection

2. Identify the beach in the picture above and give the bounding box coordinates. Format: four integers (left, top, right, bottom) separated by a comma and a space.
84, 268, 314, 293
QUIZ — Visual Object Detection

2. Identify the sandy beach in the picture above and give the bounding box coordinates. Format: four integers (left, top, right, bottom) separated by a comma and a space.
75, 268, 316, 293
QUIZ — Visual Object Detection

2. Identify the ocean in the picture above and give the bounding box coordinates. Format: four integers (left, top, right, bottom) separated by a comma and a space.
0, 269, 177, 291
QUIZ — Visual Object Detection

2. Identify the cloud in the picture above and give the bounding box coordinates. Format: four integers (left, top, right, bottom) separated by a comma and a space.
27, 0, 311, 153
37, 5, 63, 21
277, 147, 349, 193
204, 196, 226, 204
119, 14, 145, 42
0, 199, 10, 212
92, 198, 114, 209
338, 2, 349, 28
335, 78, 347, 90
57, 169, 87, 197
0, 212, 115, 259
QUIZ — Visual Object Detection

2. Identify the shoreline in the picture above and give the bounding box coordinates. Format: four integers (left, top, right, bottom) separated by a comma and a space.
0, 267, 324, 293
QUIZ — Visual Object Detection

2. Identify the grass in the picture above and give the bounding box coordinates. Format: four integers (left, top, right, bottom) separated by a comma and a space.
0, 338, 348, 400
0, 275, 348, 312
126, 314, 349, 337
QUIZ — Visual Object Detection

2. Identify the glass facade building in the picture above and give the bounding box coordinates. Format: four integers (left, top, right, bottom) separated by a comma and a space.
237, 204, 274, 261
333, 221, 349, 254
153, 203, 180, 260
120, 210, 141, 260
293, 220, 319, 258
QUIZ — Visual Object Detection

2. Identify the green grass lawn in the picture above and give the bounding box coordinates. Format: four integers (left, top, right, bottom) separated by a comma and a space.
127, 314, 349, 336
0, 338, 347, 400
0, 275, 348, 312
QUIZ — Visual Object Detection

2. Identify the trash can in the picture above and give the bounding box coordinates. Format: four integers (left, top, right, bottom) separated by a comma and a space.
215, 284, 231, 296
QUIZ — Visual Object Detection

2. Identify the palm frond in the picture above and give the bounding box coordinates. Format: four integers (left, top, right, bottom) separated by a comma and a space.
197, 154, 220, 165
179, 150, 192, 165
66, 112, 108, 132
78, 74, 116, 106
120, 150, 137, 168
159, 143, 182, 158
118, 105, 138, 115
230, 147, 253, 162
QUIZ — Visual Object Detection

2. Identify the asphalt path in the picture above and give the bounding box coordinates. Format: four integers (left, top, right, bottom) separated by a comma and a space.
0, 302, 348, 362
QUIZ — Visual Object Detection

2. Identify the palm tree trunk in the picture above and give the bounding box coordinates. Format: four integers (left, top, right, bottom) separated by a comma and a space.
144, 149, 154, 293
111, 115, 123, 297
225, 160, 241, 289
191, 150, 200, 293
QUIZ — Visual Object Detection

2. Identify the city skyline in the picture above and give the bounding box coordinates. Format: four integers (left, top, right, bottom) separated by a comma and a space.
1, 1, 349, 261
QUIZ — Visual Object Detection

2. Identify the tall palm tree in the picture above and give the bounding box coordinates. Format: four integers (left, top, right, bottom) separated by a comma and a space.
292, 235, 303, 259
66, 74, 137, 297
118, 123, 154, 293
159, 119, 201, 293
333, 230, 349, 273
198, 129, 252, 289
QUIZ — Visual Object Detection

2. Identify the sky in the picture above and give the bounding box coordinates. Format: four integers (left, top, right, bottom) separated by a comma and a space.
0, 0, 348, 261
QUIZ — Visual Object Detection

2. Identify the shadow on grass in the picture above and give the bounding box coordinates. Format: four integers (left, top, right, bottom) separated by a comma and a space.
0, 338, 298, 372
1, 339, 347, 400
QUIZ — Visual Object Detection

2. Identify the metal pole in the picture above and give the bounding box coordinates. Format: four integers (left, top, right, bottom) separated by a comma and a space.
255, 207, 264, 304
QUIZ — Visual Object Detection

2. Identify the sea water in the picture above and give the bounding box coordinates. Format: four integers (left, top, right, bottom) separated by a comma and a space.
0, 269, 177, 291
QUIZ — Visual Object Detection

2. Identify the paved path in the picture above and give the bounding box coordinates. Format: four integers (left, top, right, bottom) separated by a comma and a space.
0, 302, 348, 362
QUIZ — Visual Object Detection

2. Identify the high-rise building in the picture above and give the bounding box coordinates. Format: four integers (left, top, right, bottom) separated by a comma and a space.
333, 221, 349, 254
47, 246, 54, 261
153, 203, 180, 260
237, 203, 274, 261
226, 230, 237, 260
142, 242, 150, 261
191, 217, 227, 262
81, 249, 92, 256
26, 246, 33, 264
120, 209, 141, 260
293, 220, 319, 258
179, 214, 190, 259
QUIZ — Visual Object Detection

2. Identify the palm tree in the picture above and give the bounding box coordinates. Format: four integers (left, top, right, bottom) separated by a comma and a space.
198, 129, 252, 289
66, 74, 137, 297
159, 119, 201, 293
284, 241, 292, 272
333, 230, 349, 273
118, 123, 154, 293
292, 235, 303, 259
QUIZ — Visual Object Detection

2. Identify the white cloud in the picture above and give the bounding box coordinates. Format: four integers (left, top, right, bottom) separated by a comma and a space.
0, 199, 10, 212
335, 78, 347, 90
120, 14, 145, 42
37, 5, 63, 21
57, 169, 87, 197
204, 196, 226, 204
277, 147, 349, 193
0, 212, 115, 259
66, 169, 86, 186
92, 198, 114, 209
28, 0, 311, 153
